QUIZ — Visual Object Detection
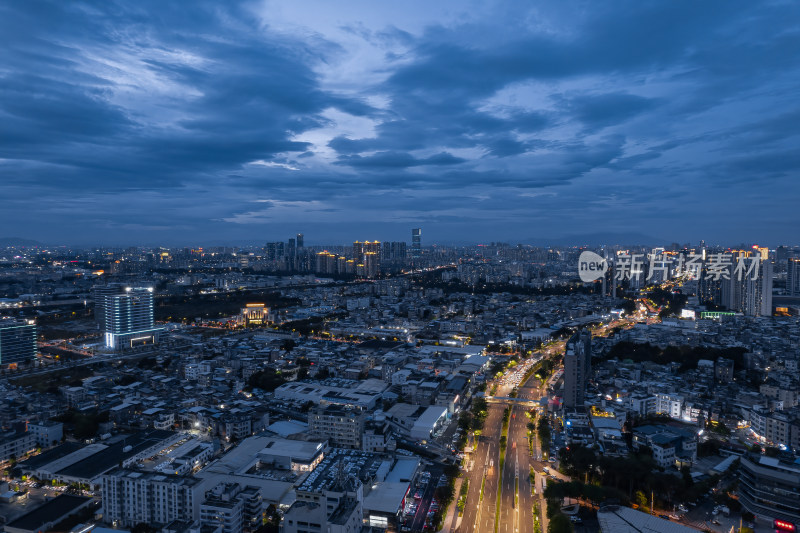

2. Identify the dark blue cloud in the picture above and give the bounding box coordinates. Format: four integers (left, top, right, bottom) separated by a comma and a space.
335, 151, 466, 168
560, 93, 660, 132
1, 0, 800, 244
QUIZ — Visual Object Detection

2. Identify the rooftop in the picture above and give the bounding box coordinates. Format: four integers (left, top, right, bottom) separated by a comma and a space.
597, 505, 698, 533
297, 449, 386, 493
5, 495, 92, 532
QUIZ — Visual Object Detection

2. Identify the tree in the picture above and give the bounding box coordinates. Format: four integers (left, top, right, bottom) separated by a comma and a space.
314, 367, 331, 380
298, 366, 309, 380
537, 417, 552, 449
681, 465, 693, 487
548, 513, 573, 533
634, 490, 649, 512
248, 368, 287, 392
559, 445, 597, 478
281, 339, 297, 352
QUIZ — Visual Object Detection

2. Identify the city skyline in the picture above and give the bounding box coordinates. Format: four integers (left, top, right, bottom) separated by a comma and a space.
3, 1, 800, 244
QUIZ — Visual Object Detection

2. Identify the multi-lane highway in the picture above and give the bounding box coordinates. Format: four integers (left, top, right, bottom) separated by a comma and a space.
459, 402, 503, 533
458, 363, 545, 533
456, 316, 639, 533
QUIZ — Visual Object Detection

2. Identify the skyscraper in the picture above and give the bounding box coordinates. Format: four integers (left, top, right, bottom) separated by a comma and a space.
363, 240, 380, 256
353, 241, 381, 278
788, 258, 800, 297
411, 228, 421, 258
382, 241, 407, 261
265, 241, 285, 261
563, 331, 592, 409
363, 251, 380, 278
296, 233, 304, 248
96, 285, 163, 350
720, 251, 773, 316
0, 318, 36, 367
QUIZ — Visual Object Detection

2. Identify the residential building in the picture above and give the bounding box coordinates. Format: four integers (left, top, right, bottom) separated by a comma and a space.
563, 330, 591, 409
0, 431, 36, 462
714, 357, 734, 383
102, 469, 204, 527
788, 258, 800, 297
309, 406, 365, 449
200, 482, 262, 533
27, 421, 63, 448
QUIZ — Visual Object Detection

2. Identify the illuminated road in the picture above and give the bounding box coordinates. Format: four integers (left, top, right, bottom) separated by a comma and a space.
458, 403, 503, 533
456, 315, 640, 533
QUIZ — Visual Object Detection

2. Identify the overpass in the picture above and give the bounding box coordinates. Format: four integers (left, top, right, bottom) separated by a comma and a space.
487, 396, 543, 408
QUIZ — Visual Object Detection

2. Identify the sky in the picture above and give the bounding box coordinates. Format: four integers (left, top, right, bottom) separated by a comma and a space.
2, 0, 799, 246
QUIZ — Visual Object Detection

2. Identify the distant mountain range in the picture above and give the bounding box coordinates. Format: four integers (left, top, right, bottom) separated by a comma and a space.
522, 232, 670, 247
0, 237, 45, 247
0, 233, 676, 248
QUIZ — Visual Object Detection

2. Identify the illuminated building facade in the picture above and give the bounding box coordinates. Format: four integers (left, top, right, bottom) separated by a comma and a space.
563, 331, 592, 408
97, 285, 163, 350
240, 303, 269, 326
788, 258, 800, 297
0, 318, 36, 367
352, 241, 381, 278
411, 228, 421, 258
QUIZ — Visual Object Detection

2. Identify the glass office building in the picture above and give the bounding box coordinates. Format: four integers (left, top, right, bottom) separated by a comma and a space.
95, 285, 163, 350
0, 318, 36, 367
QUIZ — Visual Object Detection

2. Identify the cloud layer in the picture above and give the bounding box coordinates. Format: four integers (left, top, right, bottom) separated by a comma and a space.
2, 0, 799, 245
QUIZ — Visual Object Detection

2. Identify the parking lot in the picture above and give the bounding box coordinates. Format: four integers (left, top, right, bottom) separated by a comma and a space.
399, 465, 446, 532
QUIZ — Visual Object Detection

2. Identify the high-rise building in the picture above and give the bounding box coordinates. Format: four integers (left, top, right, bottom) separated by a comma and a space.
353, 241, 381, 278
0, 318, 36, 368
363, 241, 380, 256
363, 252, 380, 278
296, 233, 304, 248
720, 252, 773, 316
382, 241, 407, 261
788, 258, 800, 297
96, 285, 163, 350
265, 241, 285, 261
315, 251, 339, 275
353, 241, 364, 260
563, 331, 592, 409
411, 228, 421, 258
93, 284, 124, 331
